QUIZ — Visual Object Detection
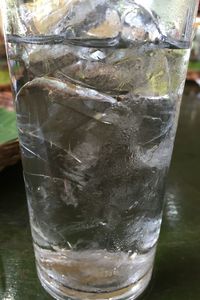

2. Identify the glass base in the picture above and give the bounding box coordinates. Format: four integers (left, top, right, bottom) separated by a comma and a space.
37, 264, 153, 300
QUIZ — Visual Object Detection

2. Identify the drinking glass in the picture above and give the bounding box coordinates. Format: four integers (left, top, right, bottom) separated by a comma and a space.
2, 1, 198, 299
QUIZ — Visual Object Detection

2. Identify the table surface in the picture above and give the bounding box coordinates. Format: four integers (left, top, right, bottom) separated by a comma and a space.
1, 83, 200, 300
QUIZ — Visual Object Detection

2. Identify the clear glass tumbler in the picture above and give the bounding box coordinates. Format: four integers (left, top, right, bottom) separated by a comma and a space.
2, 1, 198, 299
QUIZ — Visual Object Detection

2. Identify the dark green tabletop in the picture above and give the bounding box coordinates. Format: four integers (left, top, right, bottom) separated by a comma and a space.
1, 83, 200, 300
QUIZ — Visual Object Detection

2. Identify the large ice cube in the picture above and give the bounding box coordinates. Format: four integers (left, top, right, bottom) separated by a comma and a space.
52, 1, 120, 40
26, 45, 78, 76
19, 0, 70, 34
120, 1, 162, 44
54, 50, 138, 93
16, 77, 117, 179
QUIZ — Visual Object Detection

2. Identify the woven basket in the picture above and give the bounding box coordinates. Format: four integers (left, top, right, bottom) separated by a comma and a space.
0, 90, 20, 171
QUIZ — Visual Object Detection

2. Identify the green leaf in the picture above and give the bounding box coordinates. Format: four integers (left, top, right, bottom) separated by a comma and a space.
0, 69, 10, 85
188, 61, 200, 71
0, 108, 18, 144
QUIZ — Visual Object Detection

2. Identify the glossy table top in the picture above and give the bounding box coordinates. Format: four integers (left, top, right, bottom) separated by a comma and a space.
1, 83, 200, 300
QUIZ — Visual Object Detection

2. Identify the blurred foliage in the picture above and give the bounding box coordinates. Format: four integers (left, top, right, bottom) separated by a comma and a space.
0, 108, 17, 144
0, 69, 10, 85
188, 61, 200, 72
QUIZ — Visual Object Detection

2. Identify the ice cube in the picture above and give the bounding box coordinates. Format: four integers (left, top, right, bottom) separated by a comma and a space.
81, 8, 121, 39
136, 95, 175, 169
120, 2, 162, 44
19, 0, 70, 34
50, 0, 110, 37
26, 45, 78, 76
16, 77, 117, 179
54, 55, 137, 93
